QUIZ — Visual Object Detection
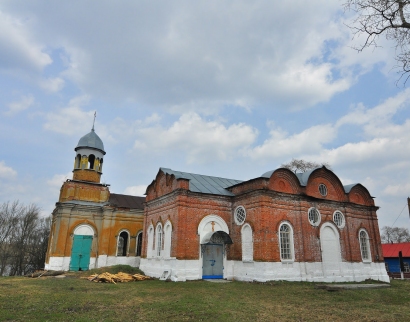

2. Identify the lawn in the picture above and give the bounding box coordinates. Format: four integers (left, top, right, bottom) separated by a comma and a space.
0, 268, 409, 321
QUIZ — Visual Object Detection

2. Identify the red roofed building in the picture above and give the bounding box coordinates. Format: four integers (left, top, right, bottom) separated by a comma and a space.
382, 243, 410, 278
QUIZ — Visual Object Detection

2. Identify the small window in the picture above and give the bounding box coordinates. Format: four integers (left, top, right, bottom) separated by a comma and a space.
333, 211, 345, 228
234, 206, 246, 225
318, 184, 327, 196
308, 207, 321, 226
359, 230, 371, 262
136, 232, 142, 256
404, 262, 410, 273
279, 223, 293, 261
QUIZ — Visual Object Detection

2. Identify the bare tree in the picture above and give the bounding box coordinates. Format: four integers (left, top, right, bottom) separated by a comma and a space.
0, 201, 20, 275
344, 0, 410, 83
381, 226, 410, 243
281, 159, 331, 173
0, 201, 49, 276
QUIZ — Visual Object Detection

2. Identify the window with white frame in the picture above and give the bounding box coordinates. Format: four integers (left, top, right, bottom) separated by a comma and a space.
163, 221, 172, 258
234, 206, 246, 225
279, 223, 294, 261
147, 226, 154, 258
156, 224, 163, 257
333, 211, 345, 229
117, 231, 129, 256
404, 262, 410, 273
359, 230, 371, 262
136, 232, 143, 256
241, 224, 253, 262
308, 207, 321, 226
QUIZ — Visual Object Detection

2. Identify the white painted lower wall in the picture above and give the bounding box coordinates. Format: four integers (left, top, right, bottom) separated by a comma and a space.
45, 256, 141, 271
140, 257, 390, 283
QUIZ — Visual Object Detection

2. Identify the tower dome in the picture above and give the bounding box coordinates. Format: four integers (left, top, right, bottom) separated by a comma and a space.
72, 128, 106, 183
75, 129, 105, 154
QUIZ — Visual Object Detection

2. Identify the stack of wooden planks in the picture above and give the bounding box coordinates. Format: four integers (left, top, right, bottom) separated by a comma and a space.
86, 272, 152, 284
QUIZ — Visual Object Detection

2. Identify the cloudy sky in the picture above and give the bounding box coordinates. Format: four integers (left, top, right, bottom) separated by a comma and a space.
1, 1, 409, 230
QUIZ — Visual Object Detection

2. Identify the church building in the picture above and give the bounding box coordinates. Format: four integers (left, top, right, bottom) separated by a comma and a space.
45, 127, 144, 271
140, 167, 389, 283
46, 128, 389, 283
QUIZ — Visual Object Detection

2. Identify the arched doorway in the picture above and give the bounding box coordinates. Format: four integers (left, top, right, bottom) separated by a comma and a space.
201, 231, 232, 279
70, 225, 94, 271
320, 223, 342, 278
198, 215, 232, 279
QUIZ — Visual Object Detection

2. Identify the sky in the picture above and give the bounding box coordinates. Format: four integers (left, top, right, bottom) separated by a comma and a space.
0, 1, 410, 230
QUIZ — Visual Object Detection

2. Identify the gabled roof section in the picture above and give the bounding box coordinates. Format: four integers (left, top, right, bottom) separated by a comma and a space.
261, 167, 319, 186
382, 243, 410, 258
161, 168, 243, 196
109, 193, 145, 209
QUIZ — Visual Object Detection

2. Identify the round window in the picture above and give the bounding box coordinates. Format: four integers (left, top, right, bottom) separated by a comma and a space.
318, 184, 327, 196
308, 207, 321, 226
234, 206, 246, 225
333, 211, 345, 228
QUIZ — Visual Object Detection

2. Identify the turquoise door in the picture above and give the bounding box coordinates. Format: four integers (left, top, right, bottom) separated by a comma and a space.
70, 235, 93, 271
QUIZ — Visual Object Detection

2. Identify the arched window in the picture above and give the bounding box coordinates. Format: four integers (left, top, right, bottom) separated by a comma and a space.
156, 224, 162, 257
241, 224, 253, 262
100, 158, 103, 172
279, 223, 294, 261
136, 232, 143, 257
163, 221, 172, 258
117, 231, 129, 256
147, 226, 154, 258
359, 229, 371, 262
75, 154, 81, 168
88, 154, 95, 170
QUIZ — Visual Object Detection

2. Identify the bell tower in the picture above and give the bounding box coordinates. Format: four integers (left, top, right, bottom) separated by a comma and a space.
58, 122, 110, 204
72, 126, 106, 183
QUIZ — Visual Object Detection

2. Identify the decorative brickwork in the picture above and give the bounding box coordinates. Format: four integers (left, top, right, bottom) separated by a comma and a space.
141, 167, 389, 283
73, 169, 101, 183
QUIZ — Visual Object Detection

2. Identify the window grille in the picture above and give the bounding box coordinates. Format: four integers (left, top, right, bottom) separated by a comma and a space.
156, 225, 162, 257
280, 224, 292, 260
318, 183, 327, 196
359, 230, 369, 261
333, 211, 345, 228
308, 207, 321, 226
234, 206, 246, 225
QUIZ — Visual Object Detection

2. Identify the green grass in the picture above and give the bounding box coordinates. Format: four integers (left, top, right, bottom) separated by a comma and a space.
0, 271, 409, 321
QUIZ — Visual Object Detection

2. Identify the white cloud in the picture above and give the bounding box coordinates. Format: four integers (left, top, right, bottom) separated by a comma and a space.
47, 172, 72, 189
1, 1, 362, 110
249, 124, 337, 161
384, 183, 410, 196
5, 95, 34, 116
39, 77, 65, 92
124, 185, 147, 196
43, 95, 94, 135
0, 10, 52, 73
133, 112, 258, 163
0, 161, 17, 178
